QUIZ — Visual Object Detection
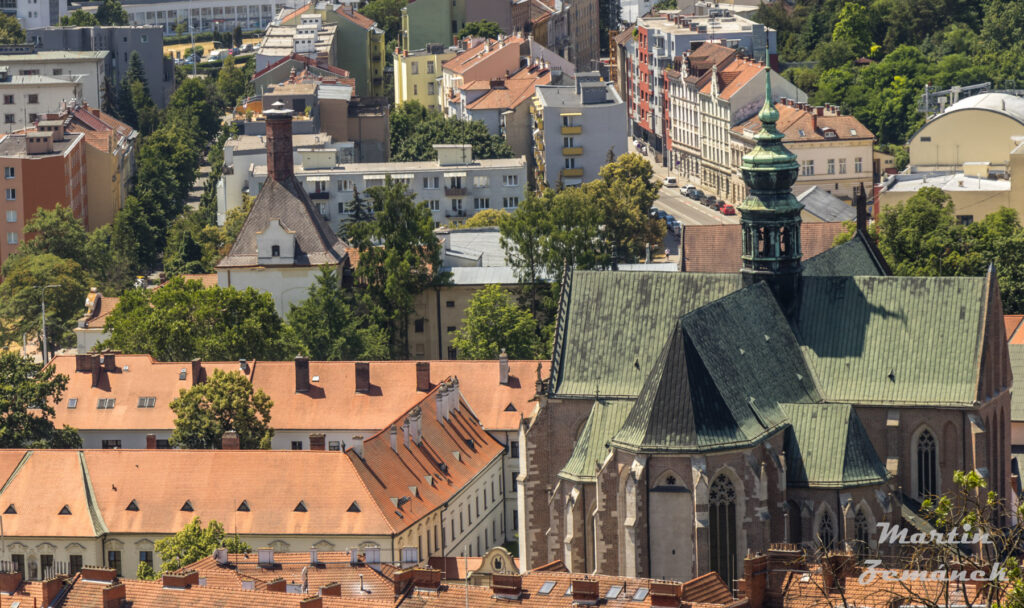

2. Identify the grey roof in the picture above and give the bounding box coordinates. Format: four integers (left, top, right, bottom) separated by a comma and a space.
0, 50, 108, 61
535, 81, 623, 108
797, 186, 856, 222
559, 399, 633, 481
448, 266, 520, 285
216, 176, 348, 268
802, 232, 888, 277
783, 402, 889, 488
441, 227, 507, 267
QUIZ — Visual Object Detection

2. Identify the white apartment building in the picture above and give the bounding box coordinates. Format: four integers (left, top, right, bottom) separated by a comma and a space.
232, 143, 527, 230
122, 0, 290, 33
255, 13, 336, 72
0, 50, 107, 110
9, 0, 66, 29
0, 73, 83, 131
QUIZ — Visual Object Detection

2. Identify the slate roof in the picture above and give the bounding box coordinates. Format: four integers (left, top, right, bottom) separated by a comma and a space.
1009, 344, 1024, 422
801, 231, 888, 277
610, 284, 816, 453
217, 176, 348, 268
797, 186, 856, 222
782, 402, 888, 487
559, 399, 633, 481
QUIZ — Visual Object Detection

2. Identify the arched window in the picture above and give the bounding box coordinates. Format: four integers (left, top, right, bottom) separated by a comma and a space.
709, 475, 737, 587
854, 508, 870, 557
917, 429, 937, 498
818, 510, 835, 551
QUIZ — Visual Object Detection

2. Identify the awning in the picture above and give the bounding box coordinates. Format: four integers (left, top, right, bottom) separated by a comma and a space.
305, 176, 330, 183
387, 173, 414, 179
560, 111, 582, 117
443, 172, 467, 178
363, 174, 386, 180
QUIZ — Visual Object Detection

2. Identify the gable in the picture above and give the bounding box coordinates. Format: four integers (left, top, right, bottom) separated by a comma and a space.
783, 402, 888, 488
559, 399, 633, 482
802, 232, 887, 277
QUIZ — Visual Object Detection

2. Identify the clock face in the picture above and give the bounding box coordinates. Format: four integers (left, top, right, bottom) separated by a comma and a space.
493, 557, 503, 571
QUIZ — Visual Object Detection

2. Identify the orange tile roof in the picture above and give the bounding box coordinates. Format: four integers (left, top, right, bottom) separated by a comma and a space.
699, 57, 763, 100
0, 579, 43, 608
426, 556, 519, 580
178, 273, 219, 288
47, 355, 546, 433
442, 37, 525, 76
334, 6, 375, 29
778, 570, 987, 608
682, 222, 848, 273
466, 66, 552, 111
0, 450, 100, 537
81, 293, 119, 329
278, 2, 311, 23
1006, 314, 1023, 340
733, 102, 874, 142
185, 551, 395, 596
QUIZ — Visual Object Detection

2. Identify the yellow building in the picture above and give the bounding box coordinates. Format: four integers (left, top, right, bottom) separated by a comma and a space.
394, 45, 455, 111
908, 93, 1024, 173
64, 103, 137, 229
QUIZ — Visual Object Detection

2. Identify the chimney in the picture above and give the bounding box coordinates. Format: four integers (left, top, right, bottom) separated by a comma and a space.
435, 383, 447, 422
90, 354, 102, 387
390, 425, 398, 452
856, 183, 868, 233
146, 434, 157, 449
409, 407, 422, 445
402, 419, 410, 448
214, 547, 229, 565
0, 571, 22, 594
320, 582, 341, 596
101, 353, 117, 370
239, 359, 249, 373
492, 574, 523, 599
309, 433, 325, 451
221, 431, 240, 450
75, 353, 92, 372
258, 549, 275, 568
102, 582, 126, 608
310, 548, 319, 564
161, 571, 199, 589
810, 112, 817, 133
650, 582, 682, 607
498, 349, 509, 385
736, 553, 768, 608
300, 597, 323, 608
571, 579, 600, 605
191, 358, 203, 385
449, 378, 461, 415
264, 101, 295, 182
295, 356, 310, 393
355, 362, 370, 393
351, 436, 364, 458
80, 568, 117, 582
265, 577, 286, 592
41, 576, 65, 607
416, 361, 431, 392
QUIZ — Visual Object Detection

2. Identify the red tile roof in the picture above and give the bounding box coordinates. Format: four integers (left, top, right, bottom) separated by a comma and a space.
682, 222, 848, 273
185, 551, 395, 596
334, 6, 376, 29
177, 273, 219, 288
465, 69, 551, 111
277, 2, 311, 24
733, 102, 874, 142
699, 57, 764, 100
0, 450, 100, 537
442, 37, 525, 76
1005, 314, 1023, 340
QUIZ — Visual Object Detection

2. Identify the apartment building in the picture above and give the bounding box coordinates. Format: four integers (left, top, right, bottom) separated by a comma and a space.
509, 0, 570, 59
0, 124, 86, 264
27, 25, 175, 107
121, 0, 286, 33
533, 73, 627, 187
394, 43, 455, 111
0, 49, 108, 110
400, 0, 514, 53
2, 0, 65, 29
565, 0, 599, 72
0, 71, 83, 132
731, 98, 875, 202
255, 13, 337, 72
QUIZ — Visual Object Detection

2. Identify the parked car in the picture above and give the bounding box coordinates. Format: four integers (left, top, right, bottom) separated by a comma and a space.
704, 196, 718, 209
690, 189, 706, 201
666, 217, 681, 234
664, 176, 678, 187
681, 184, 696, 197
721, 203, 736, 215
240, 43, 254, 53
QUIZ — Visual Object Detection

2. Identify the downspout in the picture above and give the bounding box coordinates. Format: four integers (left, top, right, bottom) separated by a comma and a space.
580, 483, 589, 573
644, 462, 652, 577
435, 287, 443, 359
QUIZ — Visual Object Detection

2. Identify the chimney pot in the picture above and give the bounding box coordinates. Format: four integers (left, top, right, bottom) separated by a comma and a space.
416, 361, 431, 392
146, 434, 157, 449
351, 436, 365, 458
498, 349, 509, 385
390, 425, 399, 452
221, 431, 241, 450
355, 362, 370, 394
309, 433, 325, 451
214, 547, 229, 565
295, 356, 310, 393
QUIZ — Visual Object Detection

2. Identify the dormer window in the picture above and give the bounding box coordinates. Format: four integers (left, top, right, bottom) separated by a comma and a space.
271, 245, 280, 257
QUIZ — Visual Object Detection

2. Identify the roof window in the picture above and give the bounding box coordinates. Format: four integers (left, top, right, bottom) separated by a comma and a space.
238, 500, 250, 512
59, 505, 71, 515
181, 500, 194, 512
294, 501, 308, 512
3, 504, 13, 514
538, 581, 556, 595
97, 398, 115, 409
68, 398, 77, 409
126, 500, 139, 511
347, 501, 360, 512
606, 586, 623, 599
137, 397, 155, 408
632, 588, 649, 601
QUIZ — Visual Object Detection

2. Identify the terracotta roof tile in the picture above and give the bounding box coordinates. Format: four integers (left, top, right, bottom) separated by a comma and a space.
178, 273, 219, 288
334, 7, 375, 30
700, 57, 763, 100
734, 103, 874, 142
1006, 314, 1023, 340
442, 38, 525, 76
185, 551, 395, 596
0, 450, 100, 537
682, 222, 848, 273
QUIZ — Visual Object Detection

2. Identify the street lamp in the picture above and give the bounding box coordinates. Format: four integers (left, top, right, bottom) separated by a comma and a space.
39, 284, 59, 364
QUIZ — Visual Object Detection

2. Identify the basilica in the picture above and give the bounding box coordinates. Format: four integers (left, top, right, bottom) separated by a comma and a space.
518, 69, 1013, 585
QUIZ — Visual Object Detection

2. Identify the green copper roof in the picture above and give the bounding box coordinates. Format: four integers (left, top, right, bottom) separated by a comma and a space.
802, 232, 887, 277
610, 283, 818, 454
792, 276, 988, 405
559, 399, 634, 482
782, 402, 888, 488
1009, 345, 1024, 422
549, 271, 743, 399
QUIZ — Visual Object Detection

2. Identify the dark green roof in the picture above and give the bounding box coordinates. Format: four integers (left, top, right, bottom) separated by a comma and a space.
802, 232, 887, 277
610, 284, 817, 453
792, 276, 987, 405
549, 271, 742, 399
1009, 345, 1024, 422
782, 402, 888, 488
559, 399, 634, 482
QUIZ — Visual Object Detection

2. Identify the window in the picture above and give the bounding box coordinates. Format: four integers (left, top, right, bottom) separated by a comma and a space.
141, 34, 148, 43
27, 94, 38, 104
511, 471, 518, 492
7, 231, 17, 244
855, 157, 863, 173
917, 429, 937, 498
69, 555, 82, 575
428, 82, 435, 95
52, 68, 62, 75
459, 512, 464, 533
271, 244, 280, 257
854, 508, 870, 557
107, 551, 122, 576
5, 188, 15, 200
337, 179, 352, 191
473, 175, 489, 187
920, 136, 931, 142
423, 176, 440, 189
446, 325, 456, 333
818, 510, 835, 550
414, 318, 425, 333
839, 158, 847, 174
413, 84, 418, 95
2, 95, 11, 104
473, 197, 489, 209
3, 114, 12, 124
410, 61, 419, 74
97, 398, 115, 409
502, 197, 519, 209
102, 439, 122, 449
328, 441, 341, 451
510, 440, 519, 458
5, 210, 15, 222
40, 554, 53, 578
156, 439, 170, 449
563, 136, 575, 147
513, 509, 518, 529
709, 475, 737, 589
427, 61, 435, 74
502, 174, 519, 186
446, 300, 455, 308
827, 159, 835, 175
139, 551, 153, 569
28, 114, 36, 123
4, 167, 12, 179
451, 199, 462, 211
11, 554, 24, 576
68, 398, 77, 409
291, 441, 303, 450
137, 397, 155, 408
564, 158, 576, 169
428, 200, 440, 211
956, 214, 974, 225
800, 160, 813, 176
561, 115, 575, 127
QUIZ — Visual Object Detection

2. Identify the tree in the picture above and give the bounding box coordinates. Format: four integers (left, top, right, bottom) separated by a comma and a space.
831, 2, 872, 57
59, 9, 100, 26
390, 100, 514, 161
153, 517, 252, 575
0, 352, 81, 449
96, 0, 128, 25
0, 13, 22, 43
232, 25, 243, 47
224, 194, 254, 245
452, 285, 540, 359
287, 266, 389, 360
17, 204, 89, 266
0, 254, 88, 354
460, 208, 509, 229
359, 0, 405, 41
351, 178, 448, 357
167, 77, 221, 141
168, 369, 273, 449
458, 20, 502, 39
336, 186, 372, 241
98, 277, 291, 361
163, 210, 228, 275
217, 55, 246, 107
111, 195, 160, 272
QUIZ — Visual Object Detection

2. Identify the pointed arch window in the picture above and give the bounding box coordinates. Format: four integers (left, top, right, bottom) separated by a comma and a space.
917, 429, 937, 498
818, 510, 835, 550
709, 475, 737, 587
854, 508, 870, 557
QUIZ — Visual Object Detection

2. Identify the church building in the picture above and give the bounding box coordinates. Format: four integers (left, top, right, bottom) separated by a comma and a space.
518, 69, 1013, 585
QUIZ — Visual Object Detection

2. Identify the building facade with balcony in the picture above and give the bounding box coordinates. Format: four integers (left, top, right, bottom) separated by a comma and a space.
394, 43, 455, 111
532, 73, 626, 188
122, 0, 286, 33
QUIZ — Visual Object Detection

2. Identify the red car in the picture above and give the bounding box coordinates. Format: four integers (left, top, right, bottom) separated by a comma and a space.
720, 204, 736, 215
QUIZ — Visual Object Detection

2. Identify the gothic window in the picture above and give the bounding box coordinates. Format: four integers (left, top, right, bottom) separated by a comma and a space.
709, 475, 737, 587
624, 476, 638, 578
818, 510, 835, 550
917, 429, 937, 498
779, 226, 787, 255
854, 508, 870, 557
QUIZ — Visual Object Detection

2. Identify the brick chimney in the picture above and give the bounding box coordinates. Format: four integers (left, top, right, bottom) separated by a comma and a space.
0, 571, 22, 594
265, 577, 286, 592
320, 582, 341, 596
300, 596, 323, 608
191, 358, 203, 385
295, 356, 310, 393
162, 570, 199, 589
221, 431, 240, 450
492, 574, 523, 599
75, 354, 92, 372
416, 361, 431, 392
571, 579, 600, 605
736, 553, 767, 608
355, 362, 370, 394
90, 354, 102, 387
102, 582, 126, 608
309, 433, 325, 451
499, 349, 509, 385
80, 568, 117, 582
264, 101, 295, 182
650, 582, 682, 607
146, 433, 157, 449
41, 576, 65, 607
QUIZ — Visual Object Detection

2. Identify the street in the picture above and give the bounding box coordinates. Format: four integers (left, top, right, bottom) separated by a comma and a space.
629, 141, 739, 226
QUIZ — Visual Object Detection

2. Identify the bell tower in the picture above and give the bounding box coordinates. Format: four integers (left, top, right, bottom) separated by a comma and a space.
738, 59, 803, 311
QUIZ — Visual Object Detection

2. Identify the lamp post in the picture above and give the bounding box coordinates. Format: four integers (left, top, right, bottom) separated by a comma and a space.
39, 284, 59, 364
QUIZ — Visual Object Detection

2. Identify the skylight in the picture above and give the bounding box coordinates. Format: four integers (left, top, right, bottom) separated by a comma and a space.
67, 398, 77, 409
632, 587, 649, 601
607, 586, 623, 599
538, 581, 556, 595
126, 500, 139, 511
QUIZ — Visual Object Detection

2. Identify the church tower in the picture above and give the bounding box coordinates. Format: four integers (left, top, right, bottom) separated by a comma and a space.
738, 60, 803, 310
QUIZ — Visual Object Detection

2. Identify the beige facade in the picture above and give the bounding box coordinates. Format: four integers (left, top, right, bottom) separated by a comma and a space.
908, 93, 1024, 172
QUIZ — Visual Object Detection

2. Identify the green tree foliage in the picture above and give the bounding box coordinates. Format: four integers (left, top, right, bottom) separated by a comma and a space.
458, 20, 502, 39
350, 177, 447, 357
390, 100, 514, 161
98, 277, 290, 361
359, 0, 405, 41
154, 518, 252, 574
0, 13, 23, 43
459, 208, 509, 228
287, 266, 389, 360
168, 77, 221, 141
168, 369, 273, 449
0, 352, 81, 448
217, 55, 246, 107
232, 25, 243, 47
0, 254, 88, 353
96, 0, 128, 25
59, 9, 100, 25
163, 210, 229, 274
652, 0, 676, 9
452, 285, 540, 359
831, 3, 872, 57
336, 186, 372, 241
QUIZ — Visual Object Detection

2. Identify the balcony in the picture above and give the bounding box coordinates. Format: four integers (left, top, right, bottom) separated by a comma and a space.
561, 126, 582, 135
560, 168, 584, 178
308, 191, 330, 200
562, 147, 583, 156
445, 209, 467, 218
445, 187, 467, 196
